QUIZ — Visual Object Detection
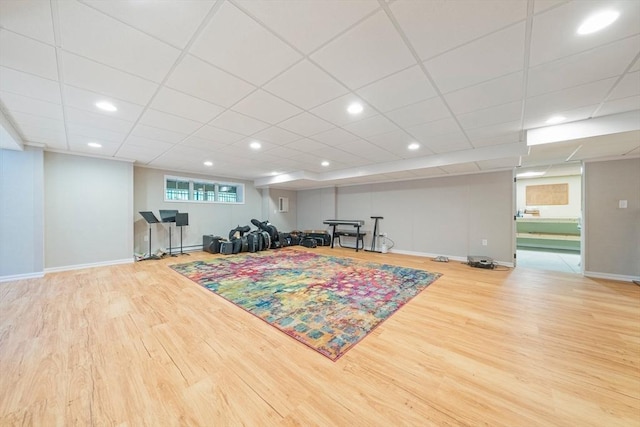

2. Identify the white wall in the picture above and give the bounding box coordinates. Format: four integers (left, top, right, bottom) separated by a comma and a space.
584, 158, 640, 279
133, 166, 262, 253
296, 187, 336, 231
44, 152, 134, 269
517, 175, 582, 218
264, 188, 297, 232
295, 171, 514, 263
0, 147, 44, 279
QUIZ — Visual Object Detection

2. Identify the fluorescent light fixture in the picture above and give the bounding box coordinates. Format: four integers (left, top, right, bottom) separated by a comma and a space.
249, 141, 261, 150
545, 115, 566, 125
407, 142, 420, 150
517, 171, 545, 178
203, 161, 213, 166
347, 103, 363, 115
577, 10, 619, 35
95, 101, 117, 112
321, 160, 330, 167
87, 142, 102, 148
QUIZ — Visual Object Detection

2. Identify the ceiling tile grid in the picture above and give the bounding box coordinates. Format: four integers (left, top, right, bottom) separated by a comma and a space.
0, 0, 638, 189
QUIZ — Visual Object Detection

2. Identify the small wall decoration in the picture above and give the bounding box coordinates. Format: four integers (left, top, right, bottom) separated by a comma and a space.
526, 183, 569, 206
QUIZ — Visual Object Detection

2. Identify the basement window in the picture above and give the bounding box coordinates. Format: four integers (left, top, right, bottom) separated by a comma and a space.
164, 175, 244, 204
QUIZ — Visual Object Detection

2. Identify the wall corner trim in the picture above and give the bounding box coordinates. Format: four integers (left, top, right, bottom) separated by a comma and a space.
0, 272, 45, 283
583, 271, 640, 283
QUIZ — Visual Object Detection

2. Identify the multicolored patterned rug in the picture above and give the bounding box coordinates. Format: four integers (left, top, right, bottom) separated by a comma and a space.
170, 249, 441, 360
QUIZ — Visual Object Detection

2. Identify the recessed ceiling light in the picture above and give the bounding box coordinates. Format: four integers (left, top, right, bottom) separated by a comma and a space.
87, 142, 102, 148
577, 10, 619, 35
321, 160, 330, 167
545, 115, 566, 125
203, 161, 213, 166
95, 101, 117, 112
517, 171, 545, 178
249, 141, 262, 150
270, 171, 280, 176
408, 142, 420, 150
347, 102, 363, 115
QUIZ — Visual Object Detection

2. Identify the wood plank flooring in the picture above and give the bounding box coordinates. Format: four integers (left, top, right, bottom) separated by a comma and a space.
1, 247, 638, 426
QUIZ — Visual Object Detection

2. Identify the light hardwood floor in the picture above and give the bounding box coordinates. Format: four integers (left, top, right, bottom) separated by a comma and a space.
1, 247, 639, 426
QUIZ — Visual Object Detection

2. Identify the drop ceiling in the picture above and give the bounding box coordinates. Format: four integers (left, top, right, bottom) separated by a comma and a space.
0, 0, 638, 189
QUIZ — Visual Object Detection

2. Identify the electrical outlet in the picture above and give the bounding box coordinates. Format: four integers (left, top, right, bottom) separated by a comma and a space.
144, 235, 149, 242
482, 239, 488, 246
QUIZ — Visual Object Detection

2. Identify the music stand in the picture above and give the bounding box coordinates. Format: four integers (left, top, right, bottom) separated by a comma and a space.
139, 211, 161, 260
159, 210, 178, 257
176, 212, 189, 255
365, 216, 384, 253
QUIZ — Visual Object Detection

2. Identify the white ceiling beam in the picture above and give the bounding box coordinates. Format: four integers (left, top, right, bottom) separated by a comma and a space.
0, 109, 24, 151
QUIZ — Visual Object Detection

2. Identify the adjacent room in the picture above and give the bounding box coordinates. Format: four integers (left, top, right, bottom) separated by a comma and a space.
1, 1, 639, 425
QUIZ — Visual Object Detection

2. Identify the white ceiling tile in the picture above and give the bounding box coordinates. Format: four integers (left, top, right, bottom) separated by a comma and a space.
19, 124, 67, 148
466, 121, 521, 144
310, 94, 377, 126
366, 130, 426, 157
65, 106, 134, 134
309, 146, 369, 165
124, 135, 174, 151
391, 0, 527, 60
0, 0, 55, 44
236, 0, 379, 54
356, 65, 437, 112
210, 110, 270, 135
425, 131, 473, 154
524, 78, 617, 122
10, 111, 65, 132
412, 167, 447, 178
343, 114, 399, 138
66, 122, 128, 144
231, 90, 302, 124
251, 126, 301, 145
150, 87, 225, 123
385, 97, 451, 128
0, 30, 58, 80
57, 0, 180, 82
179, 136, 229, 151
139, 109, 202, 135
0, 66, 61, 104
527, 36, 640, 97
311, 127, 360, 146
263, 60, 348, 109
82, 0, 215, 48
445, 72, 523, 114
285, 138, 329, 152
630, 59, 640, 73
192, 125, 244, 145
63, 86, 144, 122
62, 52, 158, 105
166, 55, 256, 107
407, 117, 462, 140
1, 91, 63, 120
115, 144, 164, 164
67, 136, 120, 156
595, 95, 640, 118
472, 132, 522, 148
609, 71, 640, 101
457, 101, 523, 130
130, 124, 187, 144
530, 0, 640, 67
278, 113, 334, 137
477, 157, 520, 170
339, 139, 401, 162
425, 22, 525, 93
533, 0, 568, 15
190, 2, 301, 86
524, 104, 597, 130
310, 10, 416, 89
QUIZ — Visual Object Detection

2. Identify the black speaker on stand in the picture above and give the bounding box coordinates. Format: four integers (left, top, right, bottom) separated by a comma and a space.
176, 212, 189, 256
159, 209, 178, 257
139, 211, 161, 261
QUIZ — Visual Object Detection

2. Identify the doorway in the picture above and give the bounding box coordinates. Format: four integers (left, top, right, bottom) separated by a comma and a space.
514, 165, 583, 274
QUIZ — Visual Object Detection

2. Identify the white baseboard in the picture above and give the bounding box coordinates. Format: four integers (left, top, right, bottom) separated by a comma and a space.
583, 271, 640, 283
0, 271, 45, 283
44, 258, 134, 274
389, 249, 514, 268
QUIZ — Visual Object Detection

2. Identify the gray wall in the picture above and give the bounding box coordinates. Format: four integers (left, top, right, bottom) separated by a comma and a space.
133, 166, 262, 253
0, 147, 44, 279
332, 171, 514, 263
296, 187, 336, 230
584, 158, 640, 278
264, 187, 297, 232
44, 152, 134, 269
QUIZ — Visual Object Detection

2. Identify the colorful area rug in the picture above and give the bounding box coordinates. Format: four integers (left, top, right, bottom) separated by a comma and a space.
170, 249, 441, 360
